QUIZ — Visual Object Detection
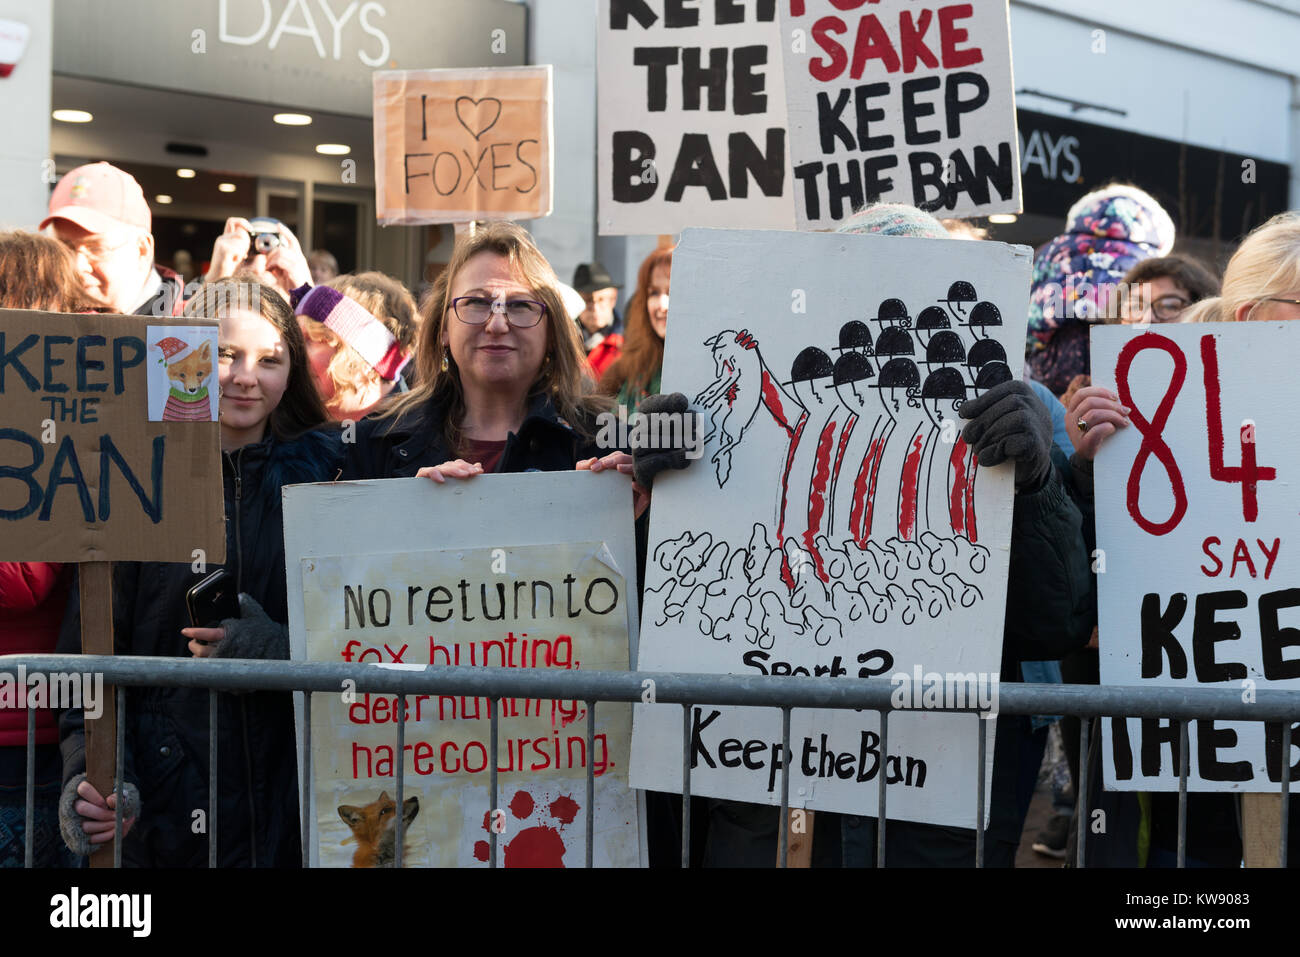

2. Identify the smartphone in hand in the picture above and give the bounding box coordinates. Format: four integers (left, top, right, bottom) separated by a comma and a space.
186, 569, 239, 638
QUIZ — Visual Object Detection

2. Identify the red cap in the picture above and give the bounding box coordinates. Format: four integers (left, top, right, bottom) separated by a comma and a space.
40, 162, 151, 234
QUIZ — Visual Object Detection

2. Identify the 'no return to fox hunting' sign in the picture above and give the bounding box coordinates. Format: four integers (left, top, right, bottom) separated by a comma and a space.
284, 474, 644, 868
0, 309, 225, 564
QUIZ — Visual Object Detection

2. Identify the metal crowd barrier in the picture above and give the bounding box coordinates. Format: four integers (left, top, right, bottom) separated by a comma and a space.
4, 653, 1298, 869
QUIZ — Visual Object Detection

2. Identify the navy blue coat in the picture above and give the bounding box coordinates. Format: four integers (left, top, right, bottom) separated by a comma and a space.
59, 427, 343, 868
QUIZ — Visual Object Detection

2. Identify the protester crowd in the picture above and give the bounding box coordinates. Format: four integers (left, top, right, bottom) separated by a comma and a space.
1, 157, 1296, 869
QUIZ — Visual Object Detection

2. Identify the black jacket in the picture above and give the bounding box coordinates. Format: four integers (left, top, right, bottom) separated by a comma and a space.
342, 392, 606, 479
981, 448, 1094, 856
59, 427, 343, 867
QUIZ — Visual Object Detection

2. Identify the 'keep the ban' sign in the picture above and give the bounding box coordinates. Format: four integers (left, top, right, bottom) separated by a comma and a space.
1092, 322, 1300, 791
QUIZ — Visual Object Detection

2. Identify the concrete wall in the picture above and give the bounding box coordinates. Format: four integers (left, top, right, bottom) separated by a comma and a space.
1010, 0, 1299, 205
520, 0, 597, 293
0, 0, 52, 229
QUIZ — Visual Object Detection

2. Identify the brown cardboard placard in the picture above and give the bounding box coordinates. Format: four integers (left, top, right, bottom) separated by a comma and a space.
373, 66, 553, 225
0, 309, 226, 564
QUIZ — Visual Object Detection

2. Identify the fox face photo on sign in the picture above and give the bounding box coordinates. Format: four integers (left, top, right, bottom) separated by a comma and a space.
628, 228, 1033, 827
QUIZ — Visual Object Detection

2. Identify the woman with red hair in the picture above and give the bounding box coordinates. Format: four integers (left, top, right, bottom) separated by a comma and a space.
599, 245, 673, 412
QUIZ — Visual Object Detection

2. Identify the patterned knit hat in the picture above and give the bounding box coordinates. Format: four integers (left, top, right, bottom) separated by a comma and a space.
295, 285, 410, 381
1025, 184, 1176, 394
835, 203, 950, 240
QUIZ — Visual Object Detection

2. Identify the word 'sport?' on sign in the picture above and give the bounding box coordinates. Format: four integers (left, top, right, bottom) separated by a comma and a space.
780, 0, 1021, 228
374, 66, 553, 225
0, 310, 224, 564
1092, 322, 1300, 791
598, 0, 794, 235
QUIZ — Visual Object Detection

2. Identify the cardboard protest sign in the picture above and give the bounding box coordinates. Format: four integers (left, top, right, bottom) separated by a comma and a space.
374, 66, 553, 225
284, 474, 644, 867
780, 1, 1021, 228
597, 0, 793, 235
0, 310, 224, 564
1092, 322, 1300, 791
628, 228, 1032, 827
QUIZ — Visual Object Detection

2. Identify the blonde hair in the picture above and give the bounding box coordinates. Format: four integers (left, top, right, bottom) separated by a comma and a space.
1210, 211, 1300, 322
379, 221, 608, 453
303, 272, 421, 418
1174, 299, 1221, 324
327, 271, 419, 349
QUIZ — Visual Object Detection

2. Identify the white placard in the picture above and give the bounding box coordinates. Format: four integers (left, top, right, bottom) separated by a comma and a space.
284, 474, 644, 866
597, 0, 793, 235
780, 1, 1021, 228
629, 227, 1033, 827
1093, 322, 1300, 791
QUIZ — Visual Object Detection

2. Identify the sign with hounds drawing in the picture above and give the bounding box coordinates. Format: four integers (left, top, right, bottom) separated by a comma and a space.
629, 227, 1033, 827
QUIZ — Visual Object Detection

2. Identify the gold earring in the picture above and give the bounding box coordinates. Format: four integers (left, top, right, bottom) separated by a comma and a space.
441, 349, 450, 372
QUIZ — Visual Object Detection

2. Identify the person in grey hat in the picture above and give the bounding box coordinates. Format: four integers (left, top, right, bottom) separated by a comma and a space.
572, 261, 624, 377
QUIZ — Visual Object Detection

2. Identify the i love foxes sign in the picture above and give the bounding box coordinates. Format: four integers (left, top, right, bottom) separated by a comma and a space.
373, 66, 553, 225
0, 310, 225, 563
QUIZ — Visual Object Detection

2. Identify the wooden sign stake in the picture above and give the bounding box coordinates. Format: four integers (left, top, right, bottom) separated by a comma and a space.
79, 561, 117, 867
1242, 794, 1282, 867
780, 809, 814, 868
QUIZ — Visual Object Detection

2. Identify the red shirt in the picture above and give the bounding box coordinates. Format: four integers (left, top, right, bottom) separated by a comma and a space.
587, 334, 624, 379
463, 439, 507, 474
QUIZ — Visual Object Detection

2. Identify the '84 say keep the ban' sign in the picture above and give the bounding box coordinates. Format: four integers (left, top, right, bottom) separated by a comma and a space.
1092, 321, 1299, 791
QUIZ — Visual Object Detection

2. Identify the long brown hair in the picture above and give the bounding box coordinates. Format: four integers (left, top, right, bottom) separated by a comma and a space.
0, 230, 111, 312
381, 221, 608, 454
182, 274, 330, 441
599, 245, 673, 397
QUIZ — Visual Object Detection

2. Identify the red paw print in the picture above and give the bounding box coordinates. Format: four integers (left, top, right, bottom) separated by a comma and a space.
473, 789, 581, 868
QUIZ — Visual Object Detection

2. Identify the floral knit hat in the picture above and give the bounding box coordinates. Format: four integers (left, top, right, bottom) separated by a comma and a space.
1026, 184, 1176, 352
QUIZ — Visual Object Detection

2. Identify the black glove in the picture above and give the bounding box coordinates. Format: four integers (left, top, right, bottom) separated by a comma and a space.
959, 380, 1052, 492
216, 593, 289, 660
631, 392, 695, 489
59, 772, 140, 857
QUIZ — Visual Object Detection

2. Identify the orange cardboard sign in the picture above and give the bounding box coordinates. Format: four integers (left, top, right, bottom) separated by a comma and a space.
0, 310, 225, 564
374, 66, 553, 225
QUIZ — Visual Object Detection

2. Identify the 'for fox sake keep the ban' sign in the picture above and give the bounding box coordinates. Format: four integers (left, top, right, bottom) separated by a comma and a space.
373, 66, 553, 225
629, 228, 1033, 827
0, 309, 225, 564
284, 475, 644, 868
1092, 321, 1300, 791
780, 0, 1022, 228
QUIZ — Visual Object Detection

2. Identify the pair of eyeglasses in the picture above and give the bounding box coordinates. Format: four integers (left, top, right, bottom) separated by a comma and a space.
1263, 297, 1300, 308
450, 296, 547, 328
61, 236, 131, 264
1127, 294, 1191, 322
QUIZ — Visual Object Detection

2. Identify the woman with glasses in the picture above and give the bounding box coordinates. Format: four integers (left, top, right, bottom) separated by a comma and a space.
1116, 254, 1220, 325
344, 222, 646, 494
